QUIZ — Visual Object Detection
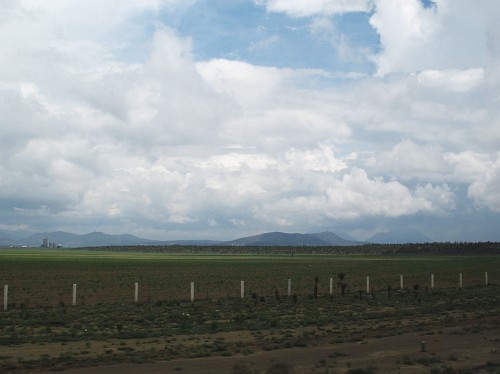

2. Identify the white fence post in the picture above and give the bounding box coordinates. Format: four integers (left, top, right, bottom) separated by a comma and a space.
72, 284, 77, 306
485, 272, 488, 285
190, 282, 195, 302
400, 274, 404, 290
366, 276, 370, 294
134, 282, 139, 303
459, 273, 463, 289
3, 285, 7, 311
287, 278, 292, 297
431, 274, 434, 290
329, 277, 333, 296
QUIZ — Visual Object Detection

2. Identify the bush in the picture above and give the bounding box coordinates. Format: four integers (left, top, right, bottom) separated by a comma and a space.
266, 362, 294, 374
232, 363, 253, 374
346, 366, 378, 374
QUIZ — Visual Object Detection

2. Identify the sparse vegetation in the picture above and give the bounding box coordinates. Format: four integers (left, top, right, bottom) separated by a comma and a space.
0, 248, 498, 373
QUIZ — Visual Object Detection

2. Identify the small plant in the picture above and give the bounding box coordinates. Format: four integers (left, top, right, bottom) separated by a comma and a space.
415, 356, 441, 366
266, 362, 294, 374
400, 356, 414, 365
346, 366, 378, 374
429, 366, 455, 374
232, 363, 253, 374
338, 273, 347, 297
251, 292, 258, 305
413, 284, 420, 298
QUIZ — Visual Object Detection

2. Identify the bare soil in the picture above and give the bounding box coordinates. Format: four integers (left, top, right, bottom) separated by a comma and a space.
1, 275, 499, 374
53, 326, 499, 373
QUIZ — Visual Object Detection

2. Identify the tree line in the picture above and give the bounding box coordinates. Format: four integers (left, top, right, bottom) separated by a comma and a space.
70, 241, 500, 255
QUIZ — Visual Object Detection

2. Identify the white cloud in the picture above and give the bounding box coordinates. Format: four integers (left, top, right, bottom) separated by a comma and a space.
248, 35, 281, 52
366, 139, 449, 181
257, 0, 373, 17
370, 0, 499, 75
285, 144, 347, 172
414, 183, 456, 213
324, 168, 455, 218
1, 0, 499, 241
255, 168, 456, 227
417, 69, 484, 93
196, 59, 292, 106
468, 156, 500, 212
444, 151, 494, 184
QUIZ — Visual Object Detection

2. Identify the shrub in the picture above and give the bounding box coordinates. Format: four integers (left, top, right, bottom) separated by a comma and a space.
346, 367, 378, 374
266, 362, 294, 374
232, 363, 253, 374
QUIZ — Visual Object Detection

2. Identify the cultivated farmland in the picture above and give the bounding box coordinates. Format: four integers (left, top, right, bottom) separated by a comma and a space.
0, 248, 499, 373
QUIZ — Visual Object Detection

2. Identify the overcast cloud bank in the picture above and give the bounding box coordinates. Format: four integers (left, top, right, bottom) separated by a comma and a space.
1, 0, 499, 242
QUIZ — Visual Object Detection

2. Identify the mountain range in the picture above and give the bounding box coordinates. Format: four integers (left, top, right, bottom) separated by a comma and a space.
0, 229, 433, 248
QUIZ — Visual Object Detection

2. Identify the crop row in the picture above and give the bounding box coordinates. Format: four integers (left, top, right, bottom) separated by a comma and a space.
1, 251, 498, 308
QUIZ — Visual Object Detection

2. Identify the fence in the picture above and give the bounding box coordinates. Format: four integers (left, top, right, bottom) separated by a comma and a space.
2, 271, 492, 310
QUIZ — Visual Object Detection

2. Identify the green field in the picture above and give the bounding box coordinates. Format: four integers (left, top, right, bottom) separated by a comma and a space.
1, 249, 497, 307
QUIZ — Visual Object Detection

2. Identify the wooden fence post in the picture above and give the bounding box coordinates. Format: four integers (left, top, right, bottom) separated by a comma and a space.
329, 277, 333, 296
190, 282, 195, 302
459, 273, 463, 289
240, 281, 245, 299
134, 283, 139, 303
431, 274, 434, 290
485, 272, 488, 285
72, 284, 77, 306
366, 276, 370, 294
3, 285, 7, 311
400, 274, 404, 290
287, 278, 292, 297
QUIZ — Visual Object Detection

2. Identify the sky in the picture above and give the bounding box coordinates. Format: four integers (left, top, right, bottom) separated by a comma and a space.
1, 0, 499, 242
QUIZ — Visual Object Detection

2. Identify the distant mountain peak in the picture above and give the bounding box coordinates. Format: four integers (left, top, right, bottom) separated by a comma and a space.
368, 229, 432, 244
223, 231, 363, 246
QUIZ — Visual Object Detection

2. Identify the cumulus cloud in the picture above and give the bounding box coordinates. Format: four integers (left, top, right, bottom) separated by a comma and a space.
370, 0, 499, 75
324, 169, 455, 218
417, 69, 484, 93
366, 139, 449, 181
285, 144, 347, 173
468, 155, 500, 212
197, 59, 294, 107
255, 168, 456, 228
1, 0, 499, 241
257, 0, 374, 17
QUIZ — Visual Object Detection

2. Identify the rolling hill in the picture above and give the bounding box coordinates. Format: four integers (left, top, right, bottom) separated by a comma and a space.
0, 228, 436, 248
223, 231, 363, 246
368, 229, 432, 244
